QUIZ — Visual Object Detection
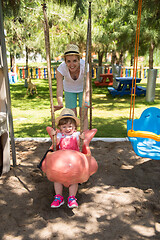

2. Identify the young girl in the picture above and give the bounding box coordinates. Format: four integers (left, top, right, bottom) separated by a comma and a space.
49, 108, 84, 208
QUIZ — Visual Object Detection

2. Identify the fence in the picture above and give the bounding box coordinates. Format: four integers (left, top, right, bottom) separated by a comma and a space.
97, 66, 160, 79
15, 65, 160, 80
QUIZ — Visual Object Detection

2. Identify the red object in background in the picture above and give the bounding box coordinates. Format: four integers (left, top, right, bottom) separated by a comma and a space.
94, 73, 113, 87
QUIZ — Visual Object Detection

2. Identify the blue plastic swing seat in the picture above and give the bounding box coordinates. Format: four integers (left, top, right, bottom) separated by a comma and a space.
127, 107, 160, 160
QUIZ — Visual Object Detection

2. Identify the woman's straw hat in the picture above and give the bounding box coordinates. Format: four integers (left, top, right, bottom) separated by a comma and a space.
63, 44, 80, 57
55, 108, 80, 126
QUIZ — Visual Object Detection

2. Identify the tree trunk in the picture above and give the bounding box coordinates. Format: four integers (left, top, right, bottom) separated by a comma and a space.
25, 46, 28, 78
119, 50, 123, 65
10, 52, 15, 72
24, 46, 29, 87
98, 51, 104, 66
149, 41, 155, 69
111, 50, 117, 65
130, 54, 134, 66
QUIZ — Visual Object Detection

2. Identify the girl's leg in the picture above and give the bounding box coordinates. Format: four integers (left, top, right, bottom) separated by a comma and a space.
68, 183, 79, 208
51, 182, 64, 208
54, 182, 63, 195
69, 183, 78, 196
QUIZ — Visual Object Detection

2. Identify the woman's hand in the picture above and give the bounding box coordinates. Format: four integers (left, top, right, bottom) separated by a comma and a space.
54, 104, 63, 111
85, 101, 94, 109
85, 101, 90, 108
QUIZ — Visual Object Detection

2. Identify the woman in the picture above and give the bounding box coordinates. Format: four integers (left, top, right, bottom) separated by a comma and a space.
54, 44, 90, 130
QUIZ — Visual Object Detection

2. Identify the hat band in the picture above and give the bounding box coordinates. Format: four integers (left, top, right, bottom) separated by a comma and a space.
64, 51, 79, 55
62, 114, 74, 117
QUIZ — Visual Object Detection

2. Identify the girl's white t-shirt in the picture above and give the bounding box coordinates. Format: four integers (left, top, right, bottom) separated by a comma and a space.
57, 59, 89, 93
57, 132, 80, 141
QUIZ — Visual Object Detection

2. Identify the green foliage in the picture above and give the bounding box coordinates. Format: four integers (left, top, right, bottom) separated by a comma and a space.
2, 0, 21, 17
2, 0, 160, 68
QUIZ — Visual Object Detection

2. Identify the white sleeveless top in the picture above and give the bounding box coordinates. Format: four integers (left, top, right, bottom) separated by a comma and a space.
57, 59, 89, 93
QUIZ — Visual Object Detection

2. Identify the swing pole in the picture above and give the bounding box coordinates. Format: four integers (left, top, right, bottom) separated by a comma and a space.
129, 0, 142, 131
80, 2, 90, 150
42, 2, 56, 149
89, 0, 92, 130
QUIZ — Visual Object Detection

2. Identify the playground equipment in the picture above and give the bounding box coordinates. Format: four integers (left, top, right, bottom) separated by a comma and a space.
0, 71, 10, 174
40, 1, 98, 185
127, 107, 160, 160
41, 127, 98, 187
0, 0, 16, 174
127, 0, 160, 160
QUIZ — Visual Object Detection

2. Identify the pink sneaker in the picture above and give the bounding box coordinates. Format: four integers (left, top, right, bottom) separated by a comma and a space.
67, 195, 78, 208
51, 194, 64, 208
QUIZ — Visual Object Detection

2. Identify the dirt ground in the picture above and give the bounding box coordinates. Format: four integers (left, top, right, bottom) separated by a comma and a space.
1, 140, 160, 240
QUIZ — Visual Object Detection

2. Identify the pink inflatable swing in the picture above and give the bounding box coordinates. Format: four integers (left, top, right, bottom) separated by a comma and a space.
41, 127, 98, 187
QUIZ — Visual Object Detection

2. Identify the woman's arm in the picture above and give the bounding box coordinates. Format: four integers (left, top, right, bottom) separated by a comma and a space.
54, 70, 64, 111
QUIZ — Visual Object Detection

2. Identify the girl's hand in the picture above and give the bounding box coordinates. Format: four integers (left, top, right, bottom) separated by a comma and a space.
80, 132, 85, 140
54, 104, 63, 111
50, 129, 57, 136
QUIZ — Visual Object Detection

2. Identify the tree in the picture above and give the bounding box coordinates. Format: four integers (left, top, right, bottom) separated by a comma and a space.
3, 0, 88, 66
91, 0, 112, 66
141, 0, 160, 68
1, 0, 21, 17
3, 0, 44, 73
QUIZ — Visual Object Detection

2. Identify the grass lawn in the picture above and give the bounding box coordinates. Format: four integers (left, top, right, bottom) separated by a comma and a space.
10, 77, 160, 138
